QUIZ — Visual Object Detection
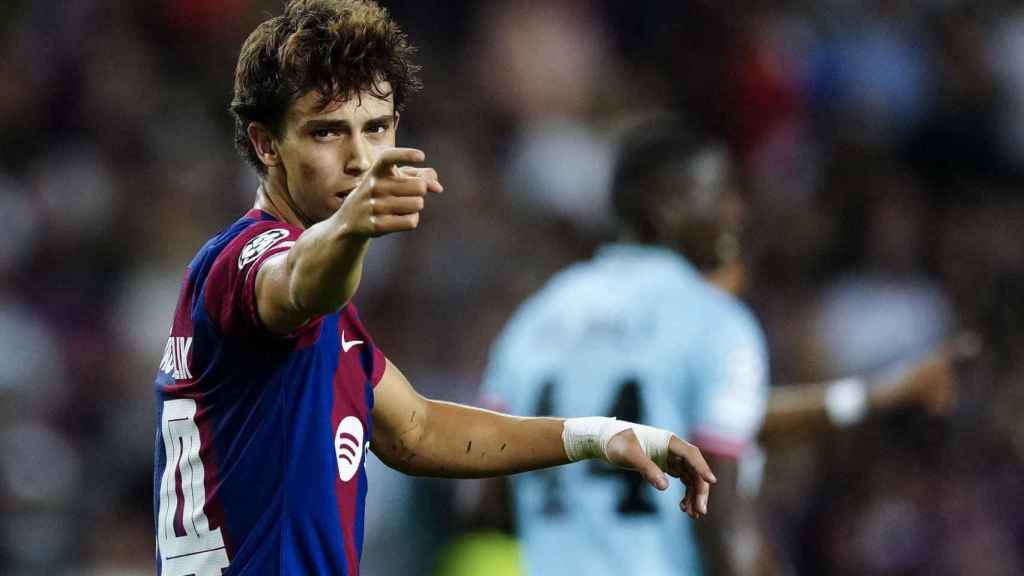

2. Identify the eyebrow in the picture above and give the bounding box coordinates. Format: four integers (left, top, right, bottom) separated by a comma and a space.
302, 115, 396, 131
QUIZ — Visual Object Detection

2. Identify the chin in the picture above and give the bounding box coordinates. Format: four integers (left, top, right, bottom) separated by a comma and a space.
317, 207, 337, 222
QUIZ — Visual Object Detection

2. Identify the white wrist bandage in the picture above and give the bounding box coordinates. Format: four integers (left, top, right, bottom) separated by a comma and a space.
562, 417, 675, 471
824, 377, 868, 427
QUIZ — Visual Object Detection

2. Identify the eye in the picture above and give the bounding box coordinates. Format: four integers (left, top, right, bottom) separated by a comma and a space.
312, 128, 341, 141
365, 122, 388, 135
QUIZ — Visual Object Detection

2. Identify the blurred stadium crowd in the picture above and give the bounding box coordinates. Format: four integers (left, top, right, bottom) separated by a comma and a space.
2, 0, 1024, 574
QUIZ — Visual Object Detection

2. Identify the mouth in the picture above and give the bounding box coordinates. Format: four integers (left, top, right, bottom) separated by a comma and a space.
335, 187, 357, 201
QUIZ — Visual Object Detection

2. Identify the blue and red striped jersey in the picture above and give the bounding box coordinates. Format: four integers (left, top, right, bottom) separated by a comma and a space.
153, 209, 385, 576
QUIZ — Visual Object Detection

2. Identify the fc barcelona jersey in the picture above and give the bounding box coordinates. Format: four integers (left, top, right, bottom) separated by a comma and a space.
153, 209, 386, 575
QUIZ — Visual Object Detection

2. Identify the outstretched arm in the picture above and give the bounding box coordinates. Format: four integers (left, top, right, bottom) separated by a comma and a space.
371, 359, 717, 518
254, 148, 442, 335
760, 334, 979, 438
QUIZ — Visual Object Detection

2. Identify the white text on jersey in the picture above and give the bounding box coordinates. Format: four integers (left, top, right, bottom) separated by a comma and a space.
160, 337, 193, 380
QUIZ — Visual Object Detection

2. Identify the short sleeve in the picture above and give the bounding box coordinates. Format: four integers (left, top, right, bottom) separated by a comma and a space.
340, 304, 388, 387
202, 222, 308, 339
688, 306, 769, 458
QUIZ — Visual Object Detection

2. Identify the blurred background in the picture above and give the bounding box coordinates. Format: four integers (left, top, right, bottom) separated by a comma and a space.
2, 0, 1024, 574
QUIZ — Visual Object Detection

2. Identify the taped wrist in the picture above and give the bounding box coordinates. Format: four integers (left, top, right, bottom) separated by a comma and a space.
824, 377, 868, 427
562, 417, 675, 470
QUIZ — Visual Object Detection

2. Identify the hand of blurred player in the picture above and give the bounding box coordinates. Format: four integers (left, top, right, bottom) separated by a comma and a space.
338, 147, 443, 236
892, 332, 981, 415
605, 430, 716, 519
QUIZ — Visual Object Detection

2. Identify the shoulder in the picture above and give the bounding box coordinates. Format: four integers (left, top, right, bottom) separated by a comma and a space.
212, 219, 301, 274
695, 285, 766, 357
496, 260, 592, 342
611, 244, 762, 337
708, 286, 763, 336
620, 250, 766, 360
187, 213, 295, 281
196, 214, 300, 284
190, 211, 304, 337
681, 288, 769, 403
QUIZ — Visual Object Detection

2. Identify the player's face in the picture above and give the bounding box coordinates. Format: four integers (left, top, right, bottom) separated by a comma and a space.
702, 156, 749, 294
665, 148, 748, 276
275, 85, 398, 225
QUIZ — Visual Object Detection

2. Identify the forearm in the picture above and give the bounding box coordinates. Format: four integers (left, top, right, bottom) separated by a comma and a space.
762, 376, 900, 438
388, 399, 569, 478
760, 382, 832, 437
373, 362, 715, 517
286, 215, 370, 316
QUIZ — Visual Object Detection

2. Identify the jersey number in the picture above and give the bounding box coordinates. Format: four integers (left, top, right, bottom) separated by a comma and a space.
157, 399, 230, 575
534, 379, 657, 517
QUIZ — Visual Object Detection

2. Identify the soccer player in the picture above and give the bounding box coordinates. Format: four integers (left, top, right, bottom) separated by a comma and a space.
481, 120, 769, 576
479, 116, 973, 575
152, 2, 716, 575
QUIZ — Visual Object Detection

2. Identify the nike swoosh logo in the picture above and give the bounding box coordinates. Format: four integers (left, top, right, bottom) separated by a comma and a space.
341, 330, 364, 352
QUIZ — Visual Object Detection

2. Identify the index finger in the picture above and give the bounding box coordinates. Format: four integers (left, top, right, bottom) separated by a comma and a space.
373, 147, 426, 177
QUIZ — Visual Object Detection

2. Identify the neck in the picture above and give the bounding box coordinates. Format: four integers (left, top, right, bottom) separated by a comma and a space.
704, 261, 746, 296
253, 171, 309, 229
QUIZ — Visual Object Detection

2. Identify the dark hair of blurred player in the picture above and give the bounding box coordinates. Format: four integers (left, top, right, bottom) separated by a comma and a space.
612, 117, 745, 275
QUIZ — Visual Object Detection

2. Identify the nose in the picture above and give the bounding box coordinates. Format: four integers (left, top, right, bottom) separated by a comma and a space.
344, 135, 372, 176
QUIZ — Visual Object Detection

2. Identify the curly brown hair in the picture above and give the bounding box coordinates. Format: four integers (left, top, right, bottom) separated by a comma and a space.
230, 0, 422, 172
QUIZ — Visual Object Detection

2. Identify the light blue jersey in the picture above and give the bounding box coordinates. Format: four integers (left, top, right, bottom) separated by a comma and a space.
483, 244, 769, 576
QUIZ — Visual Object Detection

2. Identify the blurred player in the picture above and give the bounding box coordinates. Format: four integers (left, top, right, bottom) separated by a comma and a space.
481, 119, 768, 576
479, 116, 973, 576
152, 2, 715, 575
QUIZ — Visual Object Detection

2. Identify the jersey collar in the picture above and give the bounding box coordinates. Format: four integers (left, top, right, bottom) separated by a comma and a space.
245, 208, 281, 222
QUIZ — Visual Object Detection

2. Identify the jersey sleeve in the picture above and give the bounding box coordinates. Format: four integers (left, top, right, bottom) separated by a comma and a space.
202, 221, 313, 340
686, 305, 769, 459
341, 304, 388, 387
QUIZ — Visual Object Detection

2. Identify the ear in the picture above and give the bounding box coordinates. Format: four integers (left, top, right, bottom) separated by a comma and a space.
393, 111, 400, 133
248, 122, 280, 169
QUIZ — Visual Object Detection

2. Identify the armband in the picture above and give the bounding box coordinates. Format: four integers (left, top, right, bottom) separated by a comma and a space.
562, 417, 675, 470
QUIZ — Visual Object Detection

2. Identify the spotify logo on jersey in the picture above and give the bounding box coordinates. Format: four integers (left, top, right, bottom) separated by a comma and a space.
334, 417, 365, 482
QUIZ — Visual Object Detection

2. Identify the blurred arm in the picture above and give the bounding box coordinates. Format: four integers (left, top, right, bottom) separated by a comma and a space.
759, 337, 975, 438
